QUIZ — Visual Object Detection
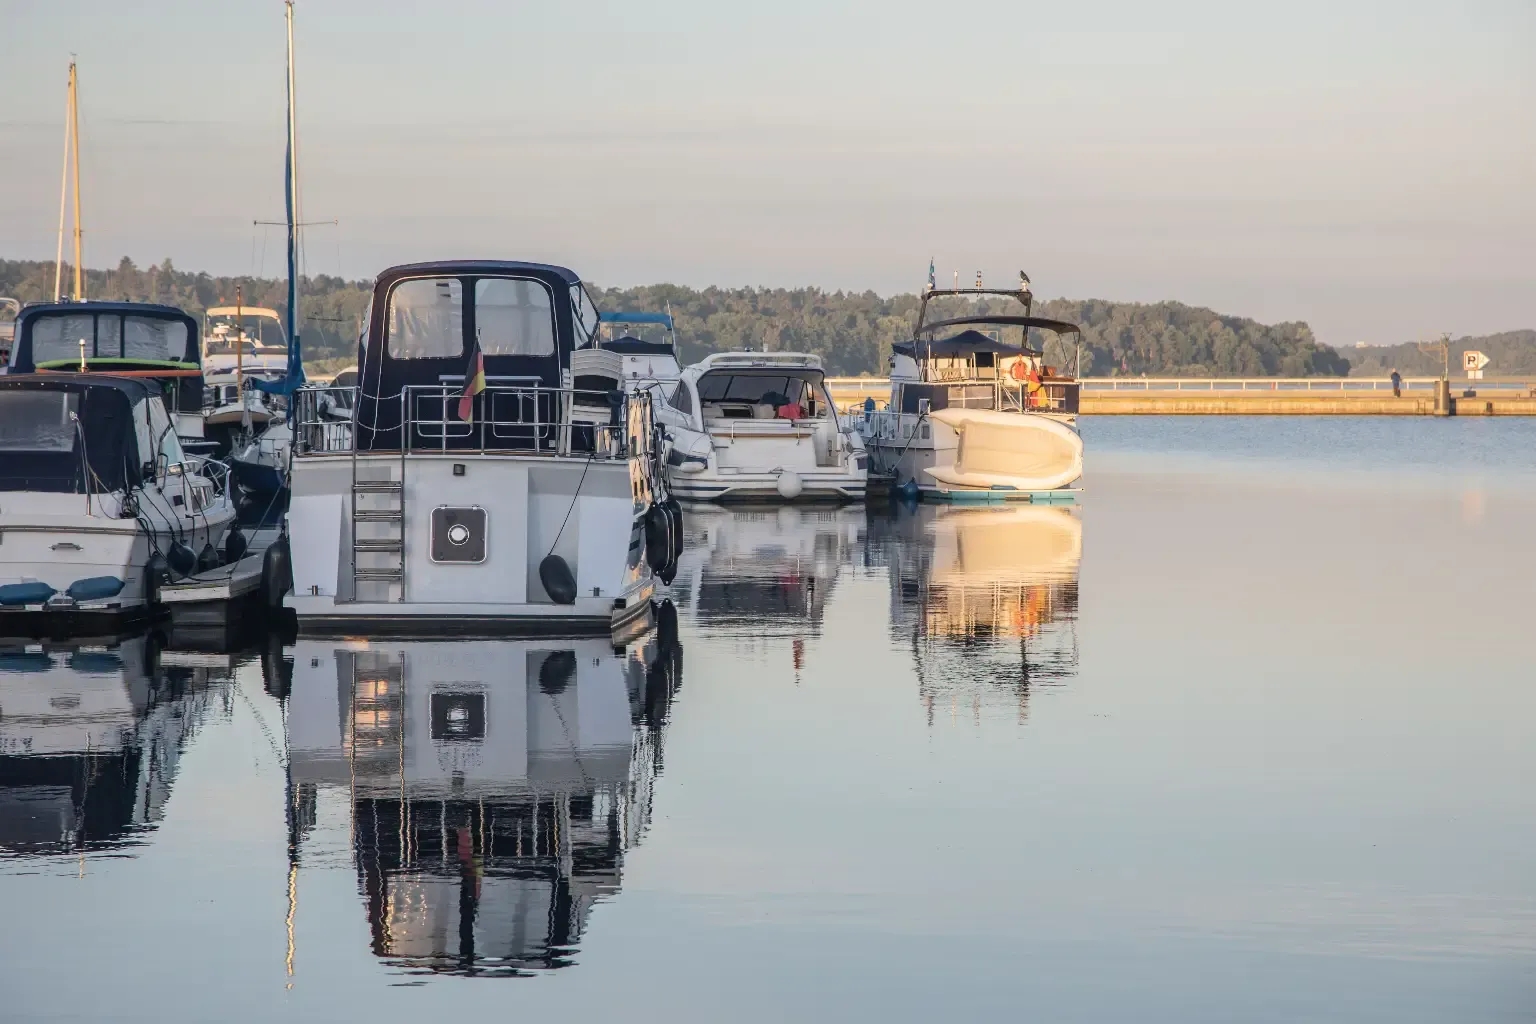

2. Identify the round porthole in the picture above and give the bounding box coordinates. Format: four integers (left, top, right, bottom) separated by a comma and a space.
447, 523, 471, 546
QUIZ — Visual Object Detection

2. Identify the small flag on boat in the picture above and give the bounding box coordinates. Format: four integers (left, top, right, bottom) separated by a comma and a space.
457, 335, 486, 422
926, 258, 936, 292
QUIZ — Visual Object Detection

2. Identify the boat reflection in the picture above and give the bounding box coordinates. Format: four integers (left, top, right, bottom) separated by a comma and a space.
286, 613, 682, 977
669, 504, 864, 633
872, 504, 1081, 722
0, 634, 227, 858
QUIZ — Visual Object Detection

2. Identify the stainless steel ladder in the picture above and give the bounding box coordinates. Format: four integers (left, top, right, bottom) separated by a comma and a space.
349, 418, 408, 602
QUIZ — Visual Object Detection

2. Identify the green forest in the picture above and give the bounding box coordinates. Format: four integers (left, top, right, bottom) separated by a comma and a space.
1347, 331, 1536, 377
3, 255, 1523, 378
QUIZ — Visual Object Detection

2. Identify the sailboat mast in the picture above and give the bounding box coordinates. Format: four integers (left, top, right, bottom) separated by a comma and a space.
284, 0, 302, 388
69, 62, 84, 301
53, 63, 72, 303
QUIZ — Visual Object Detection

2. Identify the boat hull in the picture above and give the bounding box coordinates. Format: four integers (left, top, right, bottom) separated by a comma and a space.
864, 407, 1082, 502
285, 452, 660, 637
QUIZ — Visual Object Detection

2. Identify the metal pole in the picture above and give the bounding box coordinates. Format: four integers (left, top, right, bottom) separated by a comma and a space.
53, 65, 72, 302
69, 62, 84, 301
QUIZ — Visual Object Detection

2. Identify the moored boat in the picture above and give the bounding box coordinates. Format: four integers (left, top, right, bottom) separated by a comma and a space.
0, 374, 238, 628
283, 260, 680, 636
657, 351, 868, 503
859, 273, 1085, 502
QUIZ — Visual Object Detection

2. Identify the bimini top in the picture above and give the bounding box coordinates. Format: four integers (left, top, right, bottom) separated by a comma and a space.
0, 373, 152, 493
10, 301, 200, 374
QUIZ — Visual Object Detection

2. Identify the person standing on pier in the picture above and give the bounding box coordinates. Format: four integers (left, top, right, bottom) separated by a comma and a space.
1390, 369, 1402, 398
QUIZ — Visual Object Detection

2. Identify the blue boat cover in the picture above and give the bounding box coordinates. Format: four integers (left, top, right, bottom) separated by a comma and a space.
599, 311, 674, 328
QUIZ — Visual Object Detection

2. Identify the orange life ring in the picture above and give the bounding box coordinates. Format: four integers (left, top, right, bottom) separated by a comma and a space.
1009, 360, 1029, 382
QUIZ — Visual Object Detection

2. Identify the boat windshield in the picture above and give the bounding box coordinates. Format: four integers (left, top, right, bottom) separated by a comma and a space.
204, 313, 286, 354
28, 312, 192, 365
0, 391, 78, 452
697, 371, 828, 420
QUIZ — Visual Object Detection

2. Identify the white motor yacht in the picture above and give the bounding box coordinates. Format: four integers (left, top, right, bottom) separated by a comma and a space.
0, 374, 238, 628
657, 351, 867, 502
859, 275, 1084, 502
283, 260, 679, 636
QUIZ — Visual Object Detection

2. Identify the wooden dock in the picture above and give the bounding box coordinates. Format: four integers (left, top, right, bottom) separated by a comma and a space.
826, 377, 1536, 416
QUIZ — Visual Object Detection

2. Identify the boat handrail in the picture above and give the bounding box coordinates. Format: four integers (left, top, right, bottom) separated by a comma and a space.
292, 382, 655, 460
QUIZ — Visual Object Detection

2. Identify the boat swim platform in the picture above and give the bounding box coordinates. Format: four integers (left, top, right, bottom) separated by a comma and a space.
159, 526, 282, 622
825, 377, 1536, 416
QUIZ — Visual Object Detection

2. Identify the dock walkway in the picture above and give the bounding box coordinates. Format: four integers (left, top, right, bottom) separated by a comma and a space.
825, 377, 1536, 416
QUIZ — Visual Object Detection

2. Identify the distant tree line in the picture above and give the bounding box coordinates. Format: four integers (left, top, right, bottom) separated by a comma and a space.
17, 255, 1530, 379
1346, 331, 1536, 377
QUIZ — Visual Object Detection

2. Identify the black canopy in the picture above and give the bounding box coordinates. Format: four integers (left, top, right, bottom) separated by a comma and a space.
893, 330, 1030, 359
0, 374, 146, 493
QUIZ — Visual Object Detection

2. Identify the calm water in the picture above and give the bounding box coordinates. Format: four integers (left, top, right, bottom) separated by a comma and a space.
2, 418, 1532, 1022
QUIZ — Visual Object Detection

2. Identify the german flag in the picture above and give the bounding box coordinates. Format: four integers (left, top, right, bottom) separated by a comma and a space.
457, 337, 486, 422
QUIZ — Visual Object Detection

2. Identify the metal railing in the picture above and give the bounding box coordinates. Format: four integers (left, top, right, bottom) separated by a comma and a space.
293, 383, 654, 459
1077, 377, 1536, 393
827, 376, 1536, 398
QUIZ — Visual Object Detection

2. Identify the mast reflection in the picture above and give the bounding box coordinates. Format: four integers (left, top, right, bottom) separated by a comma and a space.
670, 505, 864, 634
874, 505, 1081, 722
286, 615, 682, 977
0, 634, 224, 857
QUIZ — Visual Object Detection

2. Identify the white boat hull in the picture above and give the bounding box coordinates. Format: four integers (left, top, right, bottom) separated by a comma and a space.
863, 407, 1083, 500
0, 493, 236, 618
285, 452, 658, 635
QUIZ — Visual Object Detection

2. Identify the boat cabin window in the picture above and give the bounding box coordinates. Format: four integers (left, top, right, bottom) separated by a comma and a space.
27, 314, 93, 364
145, 394, 184, 467
388, 278, 464, 359
474, 278, 555, 356
697, 372, 823, 420
26, 312, 190, 364
669, 381, 693, 416
570, 284, 600, 346
123, 316, 189, 361
0, 391, 78, 452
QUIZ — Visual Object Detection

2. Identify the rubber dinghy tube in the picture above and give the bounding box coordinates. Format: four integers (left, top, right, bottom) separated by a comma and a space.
261, 537, 292, 610
539, 554, 577, 605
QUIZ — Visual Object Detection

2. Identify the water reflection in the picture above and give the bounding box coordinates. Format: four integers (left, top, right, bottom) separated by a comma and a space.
0, 634, 230, 858
871, 505, 1081, 722
287, 614, 683, 977
670, 505, 865, 634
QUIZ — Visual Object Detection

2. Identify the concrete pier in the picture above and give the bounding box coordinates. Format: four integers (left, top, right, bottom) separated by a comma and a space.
825, 377, 1536, 416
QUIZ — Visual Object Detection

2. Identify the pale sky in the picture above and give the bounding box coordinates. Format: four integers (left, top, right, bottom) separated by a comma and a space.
1, 0, 1531, 345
